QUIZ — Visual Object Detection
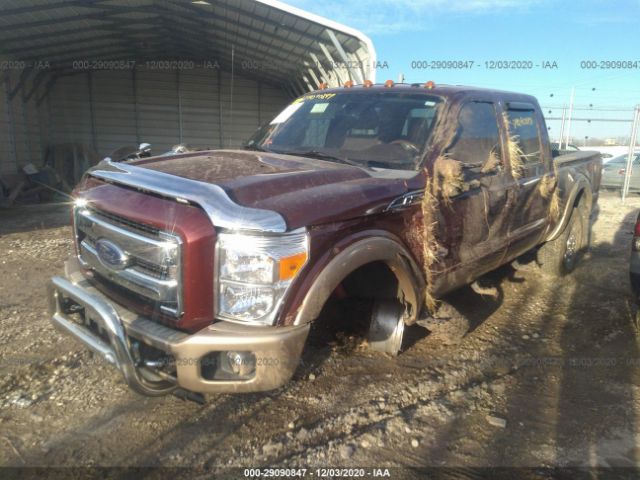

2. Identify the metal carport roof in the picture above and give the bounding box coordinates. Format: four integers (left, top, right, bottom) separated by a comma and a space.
0, 0, 377, 99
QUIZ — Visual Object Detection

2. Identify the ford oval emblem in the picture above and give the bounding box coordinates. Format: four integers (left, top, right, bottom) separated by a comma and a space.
95, 239, 129, 270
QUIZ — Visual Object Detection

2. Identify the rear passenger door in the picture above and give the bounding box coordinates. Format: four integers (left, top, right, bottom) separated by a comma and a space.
501, 102, 550, 255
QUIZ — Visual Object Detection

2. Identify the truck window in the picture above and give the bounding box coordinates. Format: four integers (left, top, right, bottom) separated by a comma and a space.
505, 108, 542, 164
447, 101, 502, 172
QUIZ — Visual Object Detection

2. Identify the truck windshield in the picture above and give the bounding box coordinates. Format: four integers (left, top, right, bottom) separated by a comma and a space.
245, 91, 442, 171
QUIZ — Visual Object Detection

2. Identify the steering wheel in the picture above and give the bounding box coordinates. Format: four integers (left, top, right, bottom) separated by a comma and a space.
390, 139, 419, 154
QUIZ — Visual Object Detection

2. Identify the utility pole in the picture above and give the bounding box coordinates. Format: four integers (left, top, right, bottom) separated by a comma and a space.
559, 105, 567, 146
564, 87, 575, 149
622, 105, 640, 204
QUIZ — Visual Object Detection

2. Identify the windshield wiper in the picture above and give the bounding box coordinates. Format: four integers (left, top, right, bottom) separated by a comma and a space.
286, 150, 372, 171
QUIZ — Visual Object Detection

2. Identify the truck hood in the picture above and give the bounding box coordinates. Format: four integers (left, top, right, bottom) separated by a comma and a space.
131, 150, 414, 229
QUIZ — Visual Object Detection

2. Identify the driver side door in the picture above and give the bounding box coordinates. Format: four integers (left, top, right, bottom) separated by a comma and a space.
431, 99, 514, 295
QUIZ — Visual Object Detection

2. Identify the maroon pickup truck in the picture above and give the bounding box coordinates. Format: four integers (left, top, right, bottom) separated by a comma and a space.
48, 82, 601, 397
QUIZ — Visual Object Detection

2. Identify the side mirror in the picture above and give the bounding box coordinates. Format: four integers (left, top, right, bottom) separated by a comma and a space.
138, 143, 152, 158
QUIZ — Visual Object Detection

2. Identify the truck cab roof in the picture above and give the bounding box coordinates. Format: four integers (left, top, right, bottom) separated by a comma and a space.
314, 83, 539, 105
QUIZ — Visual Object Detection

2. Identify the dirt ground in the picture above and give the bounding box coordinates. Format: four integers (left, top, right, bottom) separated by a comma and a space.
1, 192, 640, 474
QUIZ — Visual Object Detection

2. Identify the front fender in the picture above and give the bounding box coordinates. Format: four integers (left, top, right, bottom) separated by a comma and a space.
285, 231, 425, 326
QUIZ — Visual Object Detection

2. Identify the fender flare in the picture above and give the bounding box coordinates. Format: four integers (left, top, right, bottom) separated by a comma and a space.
546, 174, 593, 242
292, 235, 425, 326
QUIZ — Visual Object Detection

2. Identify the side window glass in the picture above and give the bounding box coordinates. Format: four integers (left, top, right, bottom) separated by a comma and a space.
402, 108, 437, 139
447, 102, 502, 178
504, 108, 542, 165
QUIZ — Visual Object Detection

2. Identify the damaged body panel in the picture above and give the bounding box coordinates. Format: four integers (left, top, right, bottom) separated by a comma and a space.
48, 84, 601, 396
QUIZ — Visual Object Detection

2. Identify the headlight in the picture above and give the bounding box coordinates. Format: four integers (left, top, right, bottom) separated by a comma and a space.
217, 231, 308, 325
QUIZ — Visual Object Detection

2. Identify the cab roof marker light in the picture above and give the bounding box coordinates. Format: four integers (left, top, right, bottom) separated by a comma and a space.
424, 81, 436, 89
344, 80, 354, 88
363, 79, 373, 88
384, 79, 394, 88
318, 82, 328, 90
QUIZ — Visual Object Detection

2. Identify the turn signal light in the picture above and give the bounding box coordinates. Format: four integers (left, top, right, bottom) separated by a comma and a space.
279, 252, 308, 281
384, 79, 394, 88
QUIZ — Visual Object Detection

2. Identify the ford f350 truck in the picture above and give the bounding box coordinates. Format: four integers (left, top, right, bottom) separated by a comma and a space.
48, 82, 601, 397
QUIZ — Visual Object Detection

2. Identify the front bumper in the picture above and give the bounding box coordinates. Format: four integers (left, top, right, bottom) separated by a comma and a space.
48, 259, 310, 395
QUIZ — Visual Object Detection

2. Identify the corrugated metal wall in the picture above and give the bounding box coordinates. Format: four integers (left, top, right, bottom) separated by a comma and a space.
0, 65, 44, 175
48, 68, 291, 159
93, 70, 138, 155
0, 67, 291, 175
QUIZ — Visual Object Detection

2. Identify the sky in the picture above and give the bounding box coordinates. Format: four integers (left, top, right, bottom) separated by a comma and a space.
287, 0, 640, 142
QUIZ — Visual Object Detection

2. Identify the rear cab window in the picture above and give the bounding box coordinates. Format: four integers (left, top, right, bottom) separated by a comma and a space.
504, 102, 545, 175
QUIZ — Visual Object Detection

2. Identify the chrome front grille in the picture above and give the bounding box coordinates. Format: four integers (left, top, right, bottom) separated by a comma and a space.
87, 207, 161, 238
74, 206, 183, 317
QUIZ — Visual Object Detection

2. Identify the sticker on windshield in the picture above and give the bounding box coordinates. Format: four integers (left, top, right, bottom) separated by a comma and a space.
310, 102, 329, 113
302, 93, 336, 101
270, 102, 304, 125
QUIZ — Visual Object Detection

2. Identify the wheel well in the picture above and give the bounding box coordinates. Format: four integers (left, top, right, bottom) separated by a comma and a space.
573, 188, 588, 212
572, 181, 594, 214
292, 236, 424, 326
572, 188, 591, 247
340, 261, 400, 301
310, 262, 403, 343
548, 182, 592, 242
573, 188, 584, 208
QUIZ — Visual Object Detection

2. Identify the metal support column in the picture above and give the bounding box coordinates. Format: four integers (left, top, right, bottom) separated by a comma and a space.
319, 43, 343, 85
36, 86, 45, 160
132, 69, 140, 145
257, 81, 262, 125
622, 105, 640, 204
20, 96, 31, 163
326, 29, 363, 84
87, 71, 97, 151
3, 74, 18, 171
217, 68, 224, 148
177, 69, 183, 144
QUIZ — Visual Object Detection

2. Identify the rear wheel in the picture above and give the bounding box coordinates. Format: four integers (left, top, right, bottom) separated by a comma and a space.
538, 204, 588, 276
